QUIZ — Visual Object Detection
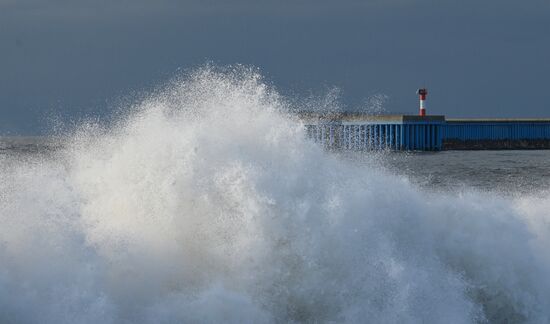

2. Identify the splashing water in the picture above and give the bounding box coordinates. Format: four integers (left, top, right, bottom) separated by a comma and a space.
363, 93, 389, 115
1, 66, 550, 323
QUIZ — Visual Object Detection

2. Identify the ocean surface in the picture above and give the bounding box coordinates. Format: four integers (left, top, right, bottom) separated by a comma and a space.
3, 137, 550, 195
1, 67, 550, 323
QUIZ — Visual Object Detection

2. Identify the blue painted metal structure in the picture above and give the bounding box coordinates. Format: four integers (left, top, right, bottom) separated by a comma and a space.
442, 119, 550, 141
303, 114, 445, 151
303, 114, 550, 151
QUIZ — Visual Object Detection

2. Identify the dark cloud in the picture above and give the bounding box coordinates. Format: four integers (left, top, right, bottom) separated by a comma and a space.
1, 0, 549, 134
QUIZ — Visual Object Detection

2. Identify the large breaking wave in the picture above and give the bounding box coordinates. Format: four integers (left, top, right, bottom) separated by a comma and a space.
1, 66, 550, 323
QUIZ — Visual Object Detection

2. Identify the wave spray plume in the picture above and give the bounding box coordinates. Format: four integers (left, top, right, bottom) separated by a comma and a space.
1, 66, 550, 323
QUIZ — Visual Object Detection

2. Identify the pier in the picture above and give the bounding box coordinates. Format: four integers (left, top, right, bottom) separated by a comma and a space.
302, 114, 550, 151
443, 119, 550, 150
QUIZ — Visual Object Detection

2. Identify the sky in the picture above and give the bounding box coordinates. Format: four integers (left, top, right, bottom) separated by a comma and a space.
1, 0, 549, 134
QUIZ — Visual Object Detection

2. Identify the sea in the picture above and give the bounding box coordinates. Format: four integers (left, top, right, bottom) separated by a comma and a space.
1, 67, 550, 323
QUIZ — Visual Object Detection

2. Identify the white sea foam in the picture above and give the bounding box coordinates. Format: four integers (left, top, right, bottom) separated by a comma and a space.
1, 66, 550, 323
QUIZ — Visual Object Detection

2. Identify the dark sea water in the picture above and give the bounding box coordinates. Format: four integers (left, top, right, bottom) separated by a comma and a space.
0, 136, 62, 155
385, 150, 550, 195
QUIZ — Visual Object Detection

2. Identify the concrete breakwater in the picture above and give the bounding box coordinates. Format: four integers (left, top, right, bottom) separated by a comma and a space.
301, 113, 550, 151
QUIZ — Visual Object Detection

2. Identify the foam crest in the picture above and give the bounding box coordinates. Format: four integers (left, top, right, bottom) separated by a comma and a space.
1, 66, 550, 323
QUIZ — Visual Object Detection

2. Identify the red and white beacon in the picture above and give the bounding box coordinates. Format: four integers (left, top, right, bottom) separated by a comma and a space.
417, 88, 428, 116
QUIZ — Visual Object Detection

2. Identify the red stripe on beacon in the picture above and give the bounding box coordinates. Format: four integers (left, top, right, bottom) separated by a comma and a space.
417, 88, 428, 116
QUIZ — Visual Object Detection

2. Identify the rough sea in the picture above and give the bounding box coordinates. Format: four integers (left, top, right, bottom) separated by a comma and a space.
1, 67, 550, 323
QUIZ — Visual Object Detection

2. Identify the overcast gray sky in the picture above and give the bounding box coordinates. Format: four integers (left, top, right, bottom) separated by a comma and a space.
1, 0, 549, 134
